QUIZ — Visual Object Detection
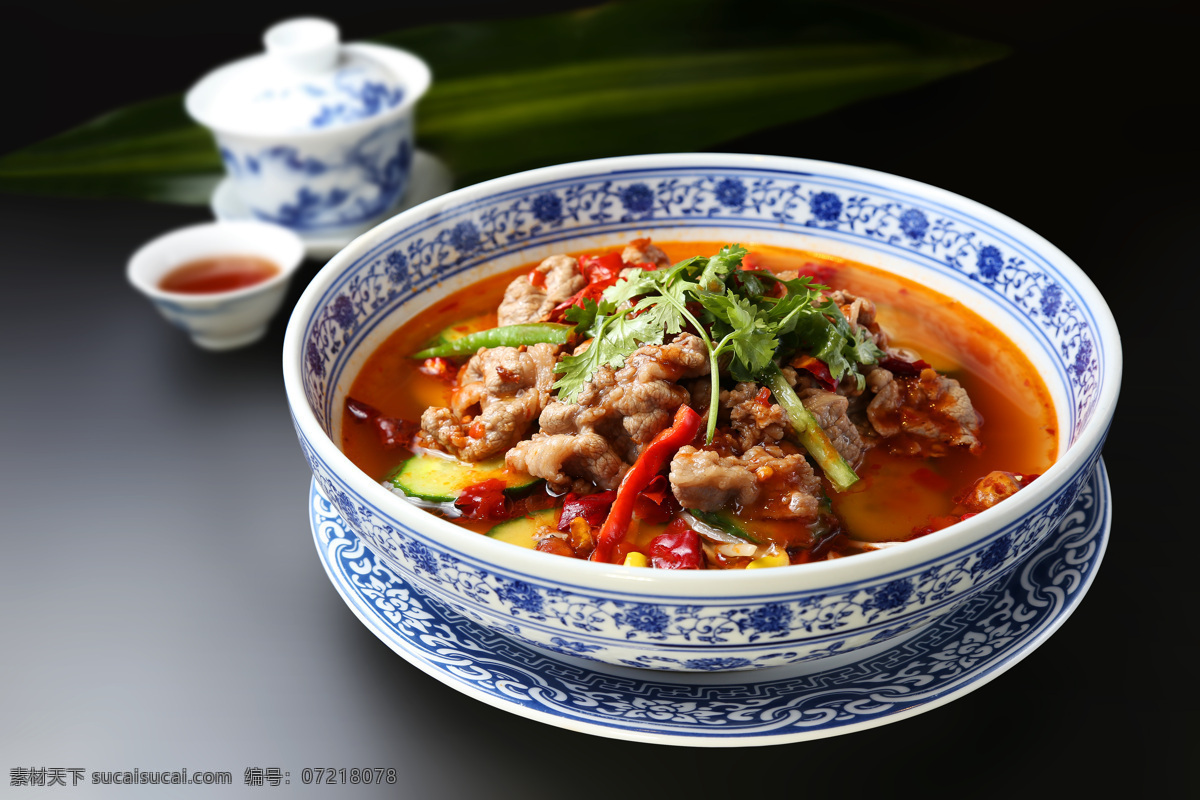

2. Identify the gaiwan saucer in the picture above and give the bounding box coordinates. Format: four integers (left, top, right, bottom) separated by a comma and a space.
310, 460, 1111, 746
211, 149, 453, 261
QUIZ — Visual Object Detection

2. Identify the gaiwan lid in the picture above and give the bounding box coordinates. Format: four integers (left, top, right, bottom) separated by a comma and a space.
186, 18, 428, 137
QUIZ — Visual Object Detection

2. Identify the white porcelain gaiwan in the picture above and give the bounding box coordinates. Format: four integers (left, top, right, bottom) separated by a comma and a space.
186, 18, 431, 235
282, 153, 1121, 672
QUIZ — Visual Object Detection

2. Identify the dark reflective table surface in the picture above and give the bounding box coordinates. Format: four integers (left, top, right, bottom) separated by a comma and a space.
1, 2, 1191, 796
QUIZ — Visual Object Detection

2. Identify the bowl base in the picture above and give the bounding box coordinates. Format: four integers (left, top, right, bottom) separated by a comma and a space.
191, 325, 268, 351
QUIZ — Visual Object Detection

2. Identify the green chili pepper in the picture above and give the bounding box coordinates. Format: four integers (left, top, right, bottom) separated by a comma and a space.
763, 362, 860, 492
411, 323, 574, 358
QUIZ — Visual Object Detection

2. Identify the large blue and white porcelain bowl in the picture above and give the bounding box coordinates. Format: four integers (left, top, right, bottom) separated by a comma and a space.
282, 153, 1121, 672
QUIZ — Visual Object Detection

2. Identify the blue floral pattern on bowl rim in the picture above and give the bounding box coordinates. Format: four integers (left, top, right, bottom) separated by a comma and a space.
297, 421, 1100, 667
299, 165, 1105, 443
310, 460, 1109, 744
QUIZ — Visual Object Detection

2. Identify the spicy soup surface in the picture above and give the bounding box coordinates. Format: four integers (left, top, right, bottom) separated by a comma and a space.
342, 242, 1056, 557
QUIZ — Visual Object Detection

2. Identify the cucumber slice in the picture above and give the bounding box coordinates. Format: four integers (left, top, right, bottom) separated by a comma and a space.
685, 509, 762, 544
486, 509, 560, 549
387, 453, 540, 503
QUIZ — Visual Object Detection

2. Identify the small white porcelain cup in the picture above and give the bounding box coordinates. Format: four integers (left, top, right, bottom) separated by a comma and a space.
127, 221, 306, 350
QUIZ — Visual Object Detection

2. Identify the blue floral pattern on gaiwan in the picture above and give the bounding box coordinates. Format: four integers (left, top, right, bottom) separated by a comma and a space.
221, 125, 414, 231
186, 18, 430, 233
192, 19, 407, 136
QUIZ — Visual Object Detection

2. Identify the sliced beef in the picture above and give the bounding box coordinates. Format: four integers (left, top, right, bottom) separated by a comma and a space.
684, 376, 712, 419
719, 378, 868, 467
780, 364, 824, 394
825, 288, 890, 350
419, 342, 559, 462
505, 431, 628, 492
456, 343, 558, 401
669, 444, 822, 521
496, 254, 585, 326
506, 333, 709, 491
799, 388, 869, 469
864, 365, 894, 393
867, 367, 983, 456
721, 382, 787, 451
622, 238, 671, 268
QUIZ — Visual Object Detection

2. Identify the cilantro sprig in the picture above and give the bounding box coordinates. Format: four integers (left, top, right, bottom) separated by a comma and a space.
551, 245, 883, 489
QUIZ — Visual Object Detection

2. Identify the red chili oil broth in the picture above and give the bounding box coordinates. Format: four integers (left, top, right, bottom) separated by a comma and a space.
341, 243, 1058, 548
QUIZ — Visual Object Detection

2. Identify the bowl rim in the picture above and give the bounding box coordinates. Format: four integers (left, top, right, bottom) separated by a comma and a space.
185, 42, 431, 141
282, 152, 1122, 595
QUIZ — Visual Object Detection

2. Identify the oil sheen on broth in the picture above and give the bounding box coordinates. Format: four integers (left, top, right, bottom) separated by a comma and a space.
342, 242, 1056, 551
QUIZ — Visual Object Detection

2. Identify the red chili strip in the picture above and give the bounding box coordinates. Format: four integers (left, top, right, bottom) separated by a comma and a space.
591, 405, 702, 564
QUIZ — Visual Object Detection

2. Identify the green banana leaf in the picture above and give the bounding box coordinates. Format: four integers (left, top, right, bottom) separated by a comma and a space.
0, 0, 1006, 204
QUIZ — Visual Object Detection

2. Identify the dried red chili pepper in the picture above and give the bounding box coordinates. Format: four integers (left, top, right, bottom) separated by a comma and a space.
536, 536, 575, 557
797, 263, 837, 285
374, 417, 419, 449
910, 515, 960, 539
455, 479, 510, 521
346, 396, 418, 449
557, 490, 617, 532
633, 475, 677, 524
345, 396, 380, 422
578, 252, 625, 284
648, 520, 704, 570
878, 355, 932, 377
591, 405, 702, 564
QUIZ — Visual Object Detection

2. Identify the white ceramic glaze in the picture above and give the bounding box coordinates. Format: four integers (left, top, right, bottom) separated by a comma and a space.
128, 220, 305, 350
282, 153, 1122, 672
186, 18, 431, 234
311, 461, 1110, 743
211, 149, 454, 262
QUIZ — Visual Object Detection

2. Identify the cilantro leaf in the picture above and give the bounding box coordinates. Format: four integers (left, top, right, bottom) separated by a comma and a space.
552, 305, 666, 401
696, 244, 749, 292
552, 245, 881, 443
563, 297, 600, 334
733, 268, 768, 297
